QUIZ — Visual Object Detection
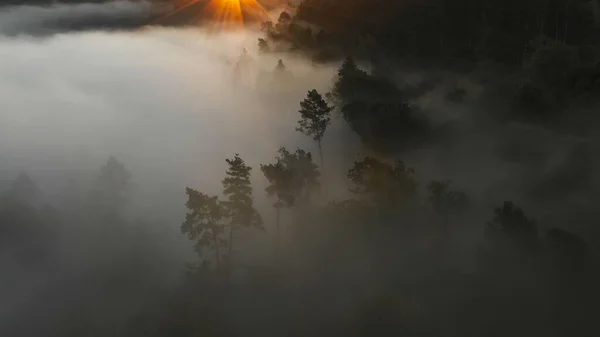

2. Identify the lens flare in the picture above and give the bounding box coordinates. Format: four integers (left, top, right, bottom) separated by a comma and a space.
150, 0, 273, 30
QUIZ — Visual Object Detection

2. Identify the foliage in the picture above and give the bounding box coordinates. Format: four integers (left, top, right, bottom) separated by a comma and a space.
331, 57, 428, 150
348, 157, 417, 209
260, 160, 296, 209
427, 180, 469, 216
296, 89, 332, 166
222, 154, 263, 230
297, 89, 332, 142
181, 188, 226, 266
257, 38, 269, 53
277, 147, 320, 202
485, 201, 539, 253
89, 156, 131, 219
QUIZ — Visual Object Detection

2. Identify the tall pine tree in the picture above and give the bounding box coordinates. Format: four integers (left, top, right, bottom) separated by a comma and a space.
222, 154, 263, 271
260, 160, 295, 255
181, 188, 226, 271
296, 89, 333, 168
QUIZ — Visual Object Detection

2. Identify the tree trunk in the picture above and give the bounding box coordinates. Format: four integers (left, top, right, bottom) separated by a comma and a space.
275, 206, 281, 253
213, 228, 221, 271
228, 225, 234, 275
317, 138, 324, 169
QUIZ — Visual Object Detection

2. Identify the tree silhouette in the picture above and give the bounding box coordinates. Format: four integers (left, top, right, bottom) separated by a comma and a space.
277, 147, 320, 203
258, 38, 269, 53
181, 188, 226, 271
428, 180, 469, 216
331, 56, 367, 103
272, 59, 293, 84
427, 180, 469, 250
89, 156, 131, 221
260, 160, 295, 253
276, 11, 292, 32
296, 89, 333, 168
222, 154, 263, 272
260, 20, 274, 34
275, 59, 286, 72
3, 171, 39, 206
348, 157, 417, 209
485, 201, 538, 254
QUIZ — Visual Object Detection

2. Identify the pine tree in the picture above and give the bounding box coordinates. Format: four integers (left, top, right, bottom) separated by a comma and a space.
89, 156, 131, 220
348, 157, 417, 209
332, 56, 366, 103
260, 161, 295, 254
275, 59, 286, 72
258, 38, 269, 53
296, 89, 333, 168
272, 59, 293, 83
277, 147, 320, 203
4, 172, 39, 205
181, 188, 226, 271
222, 154, 263, 272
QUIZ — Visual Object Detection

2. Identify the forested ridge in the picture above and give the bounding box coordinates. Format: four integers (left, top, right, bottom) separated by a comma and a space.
2, 0, 600, 336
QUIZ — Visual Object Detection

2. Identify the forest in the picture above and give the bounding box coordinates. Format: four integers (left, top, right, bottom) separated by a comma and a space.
2, 0, 600, 336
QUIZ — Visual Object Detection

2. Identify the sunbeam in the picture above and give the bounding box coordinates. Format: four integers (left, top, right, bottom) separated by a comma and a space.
150, 0, 273, 30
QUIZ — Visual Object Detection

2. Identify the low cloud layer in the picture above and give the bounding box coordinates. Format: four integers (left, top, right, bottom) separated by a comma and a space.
0, 1, 158, 35
0, 4, 358, 333
0, 23, 358, 217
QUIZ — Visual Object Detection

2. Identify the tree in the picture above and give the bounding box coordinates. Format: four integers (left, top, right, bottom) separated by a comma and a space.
221, 154, 263, 271
181, 188, 226, 271
258, 38, 269, 53
275, 59, 286, 72
427, 180, 469, 248
260, 160, 295, 252
0, 172, 55, 267
331, 56, 426, 151
331, 56, 367, 103
277, 11, 292, 32
296, 89, 333, 168
276, 147, 320, 202
89, 156, 131, 220
428, 180, 469, 216
485, 201, 538, 254
272, 59, 293, 82
3, 171, 39, 205
260, 20, 274, 34
347, 157, 417, 210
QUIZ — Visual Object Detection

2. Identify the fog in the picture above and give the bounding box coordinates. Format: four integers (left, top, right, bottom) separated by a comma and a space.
1, 1, 599, 336
0, 1, 158, 35
0, 21, 356, 204
0, 2, 356, 334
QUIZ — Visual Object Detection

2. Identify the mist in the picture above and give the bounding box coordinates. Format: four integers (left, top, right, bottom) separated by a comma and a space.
0, 1, 159, 35
2, 1, 600, 337
0, 3, 361, 335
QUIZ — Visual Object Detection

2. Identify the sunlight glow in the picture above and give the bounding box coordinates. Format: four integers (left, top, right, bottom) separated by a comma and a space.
151, 0, 273, 30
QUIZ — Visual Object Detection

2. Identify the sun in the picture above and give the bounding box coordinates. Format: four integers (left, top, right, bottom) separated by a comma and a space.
150, 0, 273, 30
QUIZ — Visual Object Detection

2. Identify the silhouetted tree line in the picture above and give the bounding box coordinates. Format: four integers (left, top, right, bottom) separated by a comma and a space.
259, 0, 600, 150
0, 157, 190, 337
3, 65, 599, 337
174, 78, 599, 336
262, 0, 599, 64
3, 1, 600, 334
